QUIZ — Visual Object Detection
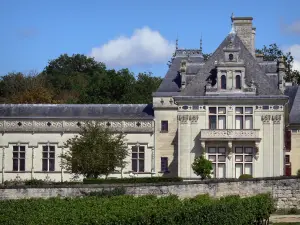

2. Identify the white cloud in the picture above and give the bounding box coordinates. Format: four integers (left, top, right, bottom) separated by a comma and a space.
284, 20, 300, 35
284, 44, 300, 71
90, 27, 175, 67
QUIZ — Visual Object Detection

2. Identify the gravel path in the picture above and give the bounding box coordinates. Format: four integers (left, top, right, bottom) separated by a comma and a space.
270, 215, 300, 223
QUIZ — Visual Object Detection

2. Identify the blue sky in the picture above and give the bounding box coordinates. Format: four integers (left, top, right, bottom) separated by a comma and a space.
1, 0, 300, 77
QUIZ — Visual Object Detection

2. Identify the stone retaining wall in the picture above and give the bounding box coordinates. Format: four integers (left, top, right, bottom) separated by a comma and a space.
1, 177, 299, 209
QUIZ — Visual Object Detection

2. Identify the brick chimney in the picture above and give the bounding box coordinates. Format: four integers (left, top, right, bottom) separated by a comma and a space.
232, 16, 255, 56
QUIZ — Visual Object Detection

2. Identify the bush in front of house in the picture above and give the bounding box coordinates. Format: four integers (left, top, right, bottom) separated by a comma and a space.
239, 174, 253, 180
0, 193, 274, 224
83, 176, 183, 184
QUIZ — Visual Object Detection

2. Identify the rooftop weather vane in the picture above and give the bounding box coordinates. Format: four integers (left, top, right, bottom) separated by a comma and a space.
175, 34, 179, 50
200, 34, 203, 53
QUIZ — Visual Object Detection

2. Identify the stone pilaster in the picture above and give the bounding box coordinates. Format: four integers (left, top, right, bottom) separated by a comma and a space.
189, 115, 198, 177
31, 147, 35, 179
2, 147, 5, 184
178, 115, 190, 178
272, 115, 283, 176
261, 115, 272, 177
61, 147, 64, 182
151, 147, 155, 175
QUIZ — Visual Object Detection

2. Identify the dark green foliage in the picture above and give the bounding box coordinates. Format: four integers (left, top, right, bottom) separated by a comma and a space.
83, 176, 183, 184
83, 187, 126, 197
297, 169, 300, 177
24, 179, 46, 186
239, 174, 253, 180
0, 193, 274, 225
61, 121, 128, 179
191, 155, 213, 180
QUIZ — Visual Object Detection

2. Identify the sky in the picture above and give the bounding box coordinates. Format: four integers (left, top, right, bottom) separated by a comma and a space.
0, 0, 300, 77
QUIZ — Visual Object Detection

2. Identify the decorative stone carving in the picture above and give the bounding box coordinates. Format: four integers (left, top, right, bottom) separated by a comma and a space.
0, 120, 154, 133
261, 115, 271, 124
189, 115, 198, 123
178, 115, 189, 124
201, 129, 259, 139
227, 141, 233, 159
272, 115, 281, 124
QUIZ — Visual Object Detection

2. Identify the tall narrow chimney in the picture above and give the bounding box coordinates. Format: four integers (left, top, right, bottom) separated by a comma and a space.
231, 16, 255, 56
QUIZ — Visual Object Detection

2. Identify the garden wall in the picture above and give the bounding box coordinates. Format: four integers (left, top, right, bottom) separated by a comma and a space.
0, 177, 299, 209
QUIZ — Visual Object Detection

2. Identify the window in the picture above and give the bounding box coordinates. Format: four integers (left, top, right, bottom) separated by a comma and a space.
235, 107, 253, 129
285, 155, 290, 164
236, 75, 241, 89
229, 53, 234, 61
161, 157, 168, 172
13, 145, 25, 171
221, 75, 226, 89
132, 146, 145, 172
42, 145, 55, 171
235, 147, 253, 178
208, 147, 226, 178
285, 129, 291, 151
209, 107, 226, 129
161, 121, 168, 132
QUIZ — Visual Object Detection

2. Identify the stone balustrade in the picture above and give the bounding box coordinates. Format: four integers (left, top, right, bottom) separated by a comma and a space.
200, 129, 260, 140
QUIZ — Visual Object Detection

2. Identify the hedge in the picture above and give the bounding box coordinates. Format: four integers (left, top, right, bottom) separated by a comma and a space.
0, 193, 274, 224
83, 176, 183, 184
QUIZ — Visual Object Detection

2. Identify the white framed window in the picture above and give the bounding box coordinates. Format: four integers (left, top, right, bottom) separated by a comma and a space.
13, 145, 25, 171
42, 145, 55, 172
235, 107, 253, 129
235, 147, 253, 178
208, 147, 226, 178
131, 146, 145, 172
208, 107, 226, 129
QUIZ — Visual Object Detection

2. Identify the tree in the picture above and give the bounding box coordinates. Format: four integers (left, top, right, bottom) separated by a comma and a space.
256, 43, 300, 83
61, 122, 128, 179
191, 155, 213, 180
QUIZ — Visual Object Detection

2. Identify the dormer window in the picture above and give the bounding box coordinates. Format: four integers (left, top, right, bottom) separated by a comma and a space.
221, 75, 227, 89
236, 75, 241, 89
229, 54, 234, 61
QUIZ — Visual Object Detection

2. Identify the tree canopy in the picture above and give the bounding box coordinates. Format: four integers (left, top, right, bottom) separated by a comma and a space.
0, 54, 163, 104
60, 122, 128, 179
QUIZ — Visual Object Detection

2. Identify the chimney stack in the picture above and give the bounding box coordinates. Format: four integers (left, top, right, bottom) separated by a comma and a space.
231, 16, 255, 56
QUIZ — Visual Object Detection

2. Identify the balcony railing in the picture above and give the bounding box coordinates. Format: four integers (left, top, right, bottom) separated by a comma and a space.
200, 129, 260, 140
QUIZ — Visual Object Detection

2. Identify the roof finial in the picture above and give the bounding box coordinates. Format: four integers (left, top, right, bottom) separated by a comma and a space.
200, 34, 203, 53
231, 12, 234, 22
230, 19, 236, 34
175, 34, 179, 50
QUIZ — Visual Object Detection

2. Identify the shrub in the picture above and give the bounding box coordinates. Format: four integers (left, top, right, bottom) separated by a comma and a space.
83, 176, 183, 184
83, 187, 126, 197
297, 169, 300, 177
191, 155, 213, 180
239, 174, 253, 180
24, 179, 46, 186
0, 193, 274, 225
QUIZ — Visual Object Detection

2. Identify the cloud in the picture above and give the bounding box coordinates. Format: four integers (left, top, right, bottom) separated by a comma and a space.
284, 44, 300, 71
17, 28, 39, 38
281, 20, 300, 35
90, 27, 175, 67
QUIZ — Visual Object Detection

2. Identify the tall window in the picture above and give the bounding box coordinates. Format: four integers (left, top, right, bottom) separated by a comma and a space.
236, 75, 241, 89
235, 147, 253, 178
161, 157, 168, 172
42, 145, 55, 171
13, 145, 25, 171
221, 75, 226, 89
235, 107, 253, 129
208, 147, 226, 178
209, 107, 226, 129
161, 121, 168, 132
132, 146, 145, 172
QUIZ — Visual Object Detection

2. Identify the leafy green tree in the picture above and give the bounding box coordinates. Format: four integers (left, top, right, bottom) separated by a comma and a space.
192, 155, 213, 180
61, 122, 128, 179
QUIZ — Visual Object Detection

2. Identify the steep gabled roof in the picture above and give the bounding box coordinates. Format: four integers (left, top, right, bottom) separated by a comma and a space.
285, 86, 300, 124
181, 34, 282, 96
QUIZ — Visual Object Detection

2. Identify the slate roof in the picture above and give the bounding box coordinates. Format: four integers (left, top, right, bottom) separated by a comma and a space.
0, 104, 154, 119
285, 86, 300, 124
181, 34, 282, 96
259, 62, 278, 74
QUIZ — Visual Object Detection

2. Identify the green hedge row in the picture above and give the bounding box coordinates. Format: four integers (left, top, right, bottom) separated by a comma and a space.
83, 176, 183, 184
0, 193, 274, 225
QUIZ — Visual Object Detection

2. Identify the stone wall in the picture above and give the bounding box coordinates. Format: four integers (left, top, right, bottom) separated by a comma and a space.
1, 177, 300, 209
